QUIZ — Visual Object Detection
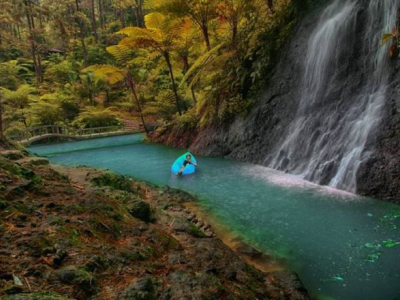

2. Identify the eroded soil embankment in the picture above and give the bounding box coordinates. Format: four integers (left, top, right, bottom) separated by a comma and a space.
0, 149, 309, 300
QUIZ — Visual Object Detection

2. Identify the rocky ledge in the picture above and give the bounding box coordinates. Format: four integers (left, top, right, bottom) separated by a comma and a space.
0, 149, 309, 300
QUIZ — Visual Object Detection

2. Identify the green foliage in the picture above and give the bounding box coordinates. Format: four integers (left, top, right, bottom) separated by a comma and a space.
91, 173, 134, 192
0, 60, 29, 89
174, 108, 198, 130
73, 107, 120, 128
45, 60, 78, 85
1, 84, 36, 109
0, 0, 313, 138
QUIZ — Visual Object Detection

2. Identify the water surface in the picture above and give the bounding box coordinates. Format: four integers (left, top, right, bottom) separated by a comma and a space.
30, 135, 400, 300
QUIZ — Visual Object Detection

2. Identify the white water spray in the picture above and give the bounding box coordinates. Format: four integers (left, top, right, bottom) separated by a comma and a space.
269, 0, 399, 193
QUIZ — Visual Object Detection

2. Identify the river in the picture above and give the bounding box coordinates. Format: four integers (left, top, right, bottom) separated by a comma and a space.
29, 134, 400, 300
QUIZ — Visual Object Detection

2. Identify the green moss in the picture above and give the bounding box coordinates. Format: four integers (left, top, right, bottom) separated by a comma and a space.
2, 292, 73, 300
91, 173, 133, 192
157, 233, 180, 251
0, 200, 8, 210
0, 158, 35, 179
88, 216, 121, 238
64, 204, 85, 214
187, 223, 206, 238
121, 246, 154, 262
59, 226, 82, 246
57, 266, 97, 295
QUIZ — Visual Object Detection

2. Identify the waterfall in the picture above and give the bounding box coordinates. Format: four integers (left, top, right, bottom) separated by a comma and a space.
268, 0, 399, 193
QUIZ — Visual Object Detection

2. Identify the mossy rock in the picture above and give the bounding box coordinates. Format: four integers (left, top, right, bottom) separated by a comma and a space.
126, 200, 151, 222
56, 266, 98, 295
187, 223, 206, 238
91, 173, 133, 192
117, 276, 157, 300
2, 292, 73, 300
0, 200, 8, 210
84, 255, 109, 272
0, 158, 35, 179
119, 246, 153, 262
0, 150, 25, 160
20, 157, 49, 167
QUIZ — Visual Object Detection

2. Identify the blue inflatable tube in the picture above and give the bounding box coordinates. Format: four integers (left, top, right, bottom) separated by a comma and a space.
171, 152, 197, 175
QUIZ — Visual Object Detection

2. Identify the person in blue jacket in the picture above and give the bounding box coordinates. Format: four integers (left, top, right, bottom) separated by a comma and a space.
178, 154, 197, 175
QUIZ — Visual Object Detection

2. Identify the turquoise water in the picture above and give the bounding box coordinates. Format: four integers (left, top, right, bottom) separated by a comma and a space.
30, 134, 400, 300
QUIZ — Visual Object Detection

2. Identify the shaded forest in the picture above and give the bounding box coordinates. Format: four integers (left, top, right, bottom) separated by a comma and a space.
0, 0, 310, 138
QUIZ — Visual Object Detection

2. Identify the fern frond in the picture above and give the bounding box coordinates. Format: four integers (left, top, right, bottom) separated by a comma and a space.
82, 65, 126, 85
179, 43, 225, 88
106, 45, 135, 63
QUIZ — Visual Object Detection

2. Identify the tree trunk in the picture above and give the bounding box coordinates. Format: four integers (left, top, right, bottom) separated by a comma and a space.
191, 87, 197, 105
164, 51, 182, 115
126, 71, 149, 134
17, 25, 21, 40
98, 0, 105, 29
137, 0, 144, 27
120, 9, 126, 28
105, 90, 111, 105
24, 0, 43, 84
267, 0, 274, 13
90, 0, 98, 43
201, 24, 211, 51
74, 0, 88, 65
231, 20, 238, 47
0, 89, 3, 138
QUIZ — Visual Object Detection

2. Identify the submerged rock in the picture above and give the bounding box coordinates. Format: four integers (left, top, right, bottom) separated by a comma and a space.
236, 244, 263, 258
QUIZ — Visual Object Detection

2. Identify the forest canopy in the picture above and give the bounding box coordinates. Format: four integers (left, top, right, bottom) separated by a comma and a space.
0, 0, 309, 138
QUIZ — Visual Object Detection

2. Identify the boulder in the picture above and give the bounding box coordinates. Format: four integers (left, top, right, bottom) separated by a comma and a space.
126, 200, 151, 222
117, 276, 157, 300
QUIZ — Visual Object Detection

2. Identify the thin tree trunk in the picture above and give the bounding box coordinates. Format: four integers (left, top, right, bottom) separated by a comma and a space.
0, 89, 3, 138
137, 0, 144, 27
164, 51, 182, 115
120, 9, 126, 27
201, 24, 211, 51
24, 0, 42, 85
90, 0, 98, 43
98, 0, 105, 29
126, 71, 149, 134
74, 0, 88, 65
134, 8, 140, 26
231, 19, 238, 47
105, 90, 110, 105
267, 0, 274, 13
191, 87, 197, 105
17, 25, 21, 40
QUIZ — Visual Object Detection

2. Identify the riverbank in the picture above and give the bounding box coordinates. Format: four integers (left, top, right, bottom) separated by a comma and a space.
0, 148, 309, 300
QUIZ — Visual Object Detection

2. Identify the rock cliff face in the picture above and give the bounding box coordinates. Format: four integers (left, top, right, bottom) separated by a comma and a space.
152, 0, 400, 203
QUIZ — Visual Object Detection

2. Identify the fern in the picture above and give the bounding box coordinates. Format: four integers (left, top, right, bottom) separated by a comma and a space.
82, 65, 126, 85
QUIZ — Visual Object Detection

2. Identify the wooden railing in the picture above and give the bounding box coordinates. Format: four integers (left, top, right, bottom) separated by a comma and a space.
10, 124, 143, 145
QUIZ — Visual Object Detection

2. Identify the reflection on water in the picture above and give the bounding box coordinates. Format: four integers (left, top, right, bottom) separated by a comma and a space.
30, 134, 400, 300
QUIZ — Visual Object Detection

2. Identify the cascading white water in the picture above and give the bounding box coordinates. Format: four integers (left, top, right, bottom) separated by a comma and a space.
268, 0, 399, 193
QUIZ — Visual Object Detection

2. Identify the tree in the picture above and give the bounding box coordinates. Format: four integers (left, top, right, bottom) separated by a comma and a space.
1, 84, 36, 127
83, 64, 149, 133
216, 0, 252, 47
113, 12, 187, 115
148, 0, 220, 51
0, 89, 3, 138
23, 0, 44, 84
